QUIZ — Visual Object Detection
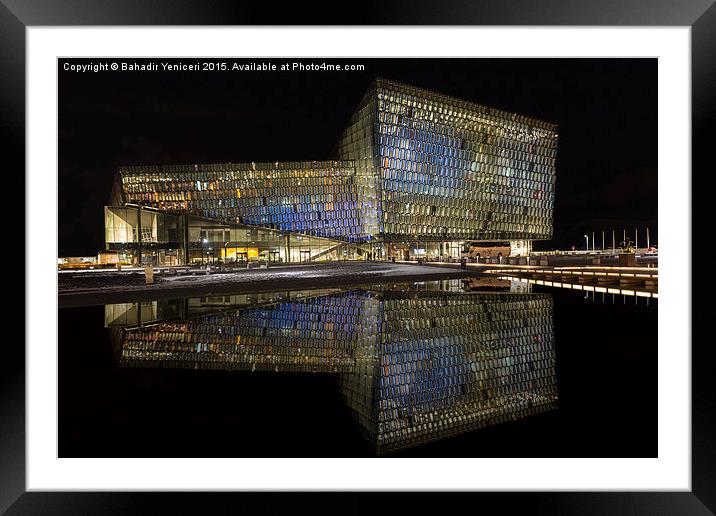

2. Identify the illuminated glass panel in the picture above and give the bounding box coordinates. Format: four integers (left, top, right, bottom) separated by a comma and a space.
336, 78, 558, 242
118, 161, 367, 243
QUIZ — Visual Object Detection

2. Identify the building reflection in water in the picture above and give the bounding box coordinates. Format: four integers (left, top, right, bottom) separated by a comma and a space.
106, 277, 557, 455
108, 288, 361, 373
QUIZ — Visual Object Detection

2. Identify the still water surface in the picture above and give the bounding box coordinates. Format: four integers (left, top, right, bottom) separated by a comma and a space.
59, 276, 657, 457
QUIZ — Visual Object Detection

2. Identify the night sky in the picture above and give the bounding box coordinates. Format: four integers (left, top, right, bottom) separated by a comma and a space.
58, 58, 657, 256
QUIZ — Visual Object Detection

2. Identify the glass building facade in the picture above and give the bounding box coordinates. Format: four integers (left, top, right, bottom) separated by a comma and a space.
105, 79, 557, 265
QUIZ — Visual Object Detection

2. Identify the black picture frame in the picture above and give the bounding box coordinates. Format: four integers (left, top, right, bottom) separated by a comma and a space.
4, 1, 706, 513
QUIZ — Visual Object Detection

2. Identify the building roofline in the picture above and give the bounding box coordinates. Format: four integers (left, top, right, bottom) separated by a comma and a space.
117, 159, 356, 174
373, 76, 558, 129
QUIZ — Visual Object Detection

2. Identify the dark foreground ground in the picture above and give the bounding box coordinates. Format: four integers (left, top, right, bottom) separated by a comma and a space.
58, 261, 476, 307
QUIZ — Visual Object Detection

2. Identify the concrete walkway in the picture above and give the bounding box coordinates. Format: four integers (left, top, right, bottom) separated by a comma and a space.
58, 261, 476, 307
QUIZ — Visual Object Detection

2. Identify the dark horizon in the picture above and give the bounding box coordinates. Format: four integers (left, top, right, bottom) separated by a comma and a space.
58, 57, 657, 256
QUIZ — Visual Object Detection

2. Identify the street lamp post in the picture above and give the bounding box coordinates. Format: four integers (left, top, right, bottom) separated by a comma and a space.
584, 234, 589, 252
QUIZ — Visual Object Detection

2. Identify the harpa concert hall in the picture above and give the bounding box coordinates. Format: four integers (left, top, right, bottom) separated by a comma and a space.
104, 78, 558, 266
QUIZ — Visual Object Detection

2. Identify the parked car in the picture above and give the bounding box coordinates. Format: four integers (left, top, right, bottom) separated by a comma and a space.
464, 241, 511, 260
247, 259, 269, 269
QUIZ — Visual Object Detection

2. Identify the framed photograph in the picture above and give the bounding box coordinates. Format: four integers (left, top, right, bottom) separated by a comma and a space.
6, 0, 708, 513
